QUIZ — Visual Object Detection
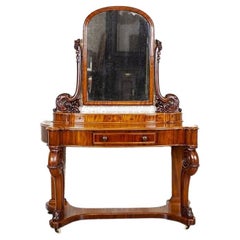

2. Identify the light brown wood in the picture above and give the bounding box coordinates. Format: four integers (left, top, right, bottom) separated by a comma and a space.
47, 201, 195, 230
41, 113, 199, 231
41, 6, 199, 232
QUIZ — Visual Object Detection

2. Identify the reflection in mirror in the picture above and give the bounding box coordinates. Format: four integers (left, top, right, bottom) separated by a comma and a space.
86, 10, 150, 102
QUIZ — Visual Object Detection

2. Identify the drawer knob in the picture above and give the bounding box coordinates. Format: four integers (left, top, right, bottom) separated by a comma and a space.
101, 136, 108, 142
142, 136, 148, 142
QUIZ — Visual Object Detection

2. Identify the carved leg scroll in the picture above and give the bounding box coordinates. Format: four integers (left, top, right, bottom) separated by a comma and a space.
181, 147, 199, 221
47, 146, 66, 224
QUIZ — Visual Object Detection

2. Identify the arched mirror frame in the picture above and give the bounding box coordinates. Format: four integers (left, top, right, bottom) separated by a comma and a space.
54, 6, 180, 113
82, 6, 155, 106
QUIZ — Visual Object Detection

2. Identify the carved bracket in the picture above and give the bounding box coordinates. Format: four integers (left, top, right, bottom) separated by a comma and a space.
48, 146, 65, 177
181, 146, 199, 219
182, 147, 199, 176
54, 93, 80, 113
154, 40, 181, 113
155, 94, 181, 113
53, 39, 82, 113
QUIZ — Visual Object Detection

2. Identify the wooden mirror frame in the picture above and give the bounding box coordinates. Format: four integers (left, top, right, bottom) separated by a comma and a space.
54, 6, 180, 113
82, 6, 154, 106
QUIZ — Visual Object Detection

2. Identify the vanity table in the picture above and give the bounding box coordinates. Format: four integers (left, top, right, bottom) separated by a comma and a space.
41, 6, 199, 232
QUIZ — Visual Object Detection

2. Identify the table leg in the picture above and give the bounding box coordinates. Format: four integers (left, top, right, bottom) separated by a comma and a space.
168, 147, 183, 212
47, 146, 66, 222
181, 146, 199, 220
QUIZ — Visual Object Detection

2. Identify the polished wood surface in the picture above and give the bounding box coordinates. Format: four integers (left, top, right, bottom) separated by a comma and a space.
41, 112, 199, 231
41, 6, 199, 232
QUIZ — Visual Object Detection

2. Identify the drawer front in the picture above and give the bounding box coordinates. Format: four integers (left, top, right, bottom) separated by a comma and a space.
93, 132, 156, 145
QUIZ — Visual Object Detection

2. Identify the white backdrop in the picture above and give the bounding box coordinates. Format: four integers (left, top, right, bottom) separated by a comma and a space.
1, 0, 240, 239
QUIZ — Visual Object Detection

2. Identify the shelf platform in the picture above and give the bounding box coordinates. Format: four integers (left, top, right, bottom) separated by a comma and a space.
47, 200, 195, 231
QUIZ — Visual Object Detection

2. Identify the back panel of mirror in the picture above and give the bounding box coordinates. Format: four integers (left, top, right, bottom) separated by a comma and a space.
83, 8, 154, 105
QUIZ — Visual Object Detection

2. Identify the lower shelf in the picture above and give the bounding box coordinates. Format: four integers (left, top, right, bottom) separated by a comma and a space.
47, 200, 195, 231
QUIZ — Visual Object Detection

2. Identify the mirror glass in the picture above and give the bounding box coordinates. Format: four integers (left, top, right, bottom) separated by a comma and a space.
85, 10, 151, 103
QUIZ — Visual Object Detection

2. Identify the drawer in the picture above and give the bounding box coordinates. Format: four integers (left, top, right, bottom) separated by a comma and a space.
93, 132, 156, 145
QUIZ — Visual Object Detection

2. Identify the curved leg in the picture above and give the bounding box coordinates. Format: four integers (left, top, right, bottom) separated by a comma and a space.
47, 146, 66, 224
181, 146, 199, 221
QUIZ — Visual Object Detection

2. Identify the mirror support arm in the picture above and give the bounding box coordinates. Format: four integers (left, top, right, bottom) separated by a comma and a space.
53, 39, 82, 113
154, 40, 181, 113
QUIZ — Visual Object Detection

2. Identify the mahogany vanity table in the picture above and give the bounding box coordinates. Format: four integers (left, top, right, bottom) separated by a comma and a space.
41, 6, 199, 232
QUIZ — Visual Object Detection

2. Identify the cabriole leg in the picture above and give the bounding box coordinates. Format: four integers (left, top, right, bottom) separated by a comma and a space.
181, 146, 199, 222
47, 146, 66, 223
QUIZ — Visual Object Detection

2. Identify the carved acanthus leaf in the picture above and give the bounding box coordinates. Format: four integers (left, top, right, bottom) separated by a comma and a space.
52, 210, 63, 221
155, 94, 181, 113
53, 93, 80, 113
182, 147, 199, 176
181, 206, 194, 219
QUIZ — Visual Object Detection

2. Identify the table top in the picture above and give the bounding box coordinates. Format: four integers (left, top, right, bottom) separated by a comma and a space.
41, 112, 198, 147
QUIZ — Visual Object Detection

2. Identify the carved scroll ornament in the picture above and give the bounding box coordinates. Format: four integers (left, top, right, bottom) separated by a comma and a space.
181, 147, 199, 219
53, 39, 82, 113
155, 93, 180, 113
54, 93, 80, 113
154, 40, 181, 113
182, 147, 199, 176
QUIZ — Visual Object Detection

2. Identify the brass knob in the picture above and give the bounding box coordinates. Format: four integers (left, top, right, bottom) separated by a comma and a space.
142, 136, 148, 142
102, 136, 108, 142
